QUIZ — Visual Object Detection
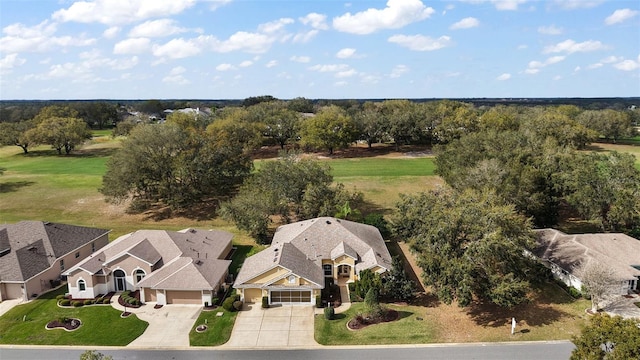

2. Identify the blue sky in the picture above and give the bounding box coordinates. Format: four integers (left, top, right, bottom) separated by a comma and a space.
0, 0, 638, 100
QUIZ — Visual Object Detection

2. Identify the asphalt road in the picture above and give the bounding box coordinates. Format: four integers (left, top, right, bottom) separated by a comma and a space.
0, 341, 574, 360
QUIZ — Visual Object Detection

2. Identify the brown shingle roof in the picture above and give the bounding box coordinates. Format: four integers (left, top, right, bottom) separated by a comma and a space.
0, 221, 109, 282
68, 228, 233, 292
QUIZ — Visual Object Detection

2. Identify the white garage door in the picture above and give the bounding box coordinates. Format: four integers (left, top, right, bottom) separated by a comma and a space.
270, 290, 312, 305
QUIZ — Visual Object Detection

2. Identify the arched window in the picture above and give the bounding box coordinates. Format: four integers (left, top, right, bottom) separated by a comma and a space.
288, 275, 296, 284
134, 269, 146, 284
113, 269, 126, 292
78, 279, 86, 291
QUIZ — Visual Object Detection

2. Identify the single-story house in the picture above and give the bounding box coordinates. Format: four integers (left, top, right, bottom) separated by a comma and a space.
64, 228, 233, 306
234, 217, 392, 306
534, 228, 640, 294
0, 221, 109, 301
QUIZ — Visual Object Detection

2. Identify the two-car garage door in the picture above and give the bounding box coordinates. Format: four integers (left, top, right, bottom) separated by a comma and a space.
166, 290, 201, 304
270, 290, 312, 304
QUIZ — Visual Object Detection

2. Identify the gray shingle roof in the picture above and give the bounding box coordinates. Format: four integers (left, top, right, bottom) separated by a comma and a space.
534, 228, 640, 280
127, 239, 162, 265
234, 217, 391, 289
0, 221, 109, 282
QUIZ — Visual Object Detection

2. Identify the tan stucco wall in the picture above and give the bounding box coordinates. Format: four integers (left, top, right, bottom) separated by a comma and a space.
246, 266, 289, 284
334, 255, 355, 266
242, 288, 264, 303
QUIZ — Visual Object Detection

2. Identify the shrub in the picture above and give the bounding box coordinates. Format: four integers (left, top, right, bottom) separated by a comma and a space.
83, 300, 93, 305
262, 296, 269, 309
233, 300, 243, 311
364, 287, 379, 311
212, 297, 219, 306
324, 305, 335, 320
223, 294, 240, 311
121, 290, 131, 298
56, 294, 66, 300
316, 295, 322, 308
72, 301, 83, 307
363, 213, 391, 238
127, 297, 137, 305
568, 287, 582, 299
59, 299, 71, 306
102, 298, 111, 304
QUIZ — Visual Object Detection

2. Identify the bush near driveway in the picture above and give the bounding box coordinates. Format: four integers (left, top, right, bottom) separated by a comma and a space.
0, 287, 148, 346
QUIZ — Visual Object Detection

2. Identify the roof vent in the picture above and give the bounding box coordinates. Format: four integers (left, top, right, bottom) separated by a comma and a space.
190, 229, 197, 233
28, 246, 37, 252
326, 220, 331, 224
195, 260, 203, 266
274, 248, 279, 252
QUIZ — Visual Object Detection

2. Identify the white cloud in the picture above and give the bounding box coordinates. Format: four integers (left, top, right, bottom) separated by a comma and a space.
496, 73, 511, 80
552, 0, 603, 10
543, 39, 607, 54
517, 44, 528, 50
336, 69, 357, 78
113, 38, 151, 54
163, 66, 189, 84
309, 64, 350, 72
216, 63, 235, 71
153, 37, 202, 59
103, 26, 120, 39
207, 0, 232, 11
239, 60, 253, 67
292, 30, 319, 43
213, 31, 275, 53
336, 48, 357, 59
0, 20, 96, 53
525, 55, 565, 73
0, 53, 26, 73
450, 17, 479, 30
52, 0, 196, 25
265, 60, 278, 68
587, 63, 603, 69
538, 25, 563, 35
553, 75, 562, 80
389, 64, 409, 78
333, 0, 435, 35
605, 9, 639, 25
258, 18, 294, 33
464, 0, 527, 11
574, 66, 581, 72
601, 56, 622, 64
614, 55, 640, 71
299, 13, 329, 30
290, 56, 311, 63
129, 19, 188, 38
388, 34, 452, 51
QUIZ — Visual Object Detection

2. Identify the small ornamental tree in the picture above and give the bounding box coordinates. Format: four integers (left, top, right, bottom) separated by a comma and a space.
576, 261, 619, 312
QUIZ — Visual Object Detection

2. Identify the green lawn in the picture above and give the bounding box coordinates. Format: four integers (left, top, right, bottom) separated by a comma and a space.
315, 303, 438, 345
189, 308, 238, 346
325, 158, 436, 177
0, 287, 148, 346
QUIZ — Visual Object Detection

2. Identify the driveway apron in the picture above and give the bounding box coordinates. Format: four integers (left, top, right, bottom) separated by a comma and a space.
111, 295, 202, 348
224, 303, 317, 348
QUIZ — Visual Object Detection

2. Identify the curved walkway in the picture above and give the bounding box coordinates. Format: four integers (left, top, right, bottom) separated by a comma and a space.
110, 295, 202, 348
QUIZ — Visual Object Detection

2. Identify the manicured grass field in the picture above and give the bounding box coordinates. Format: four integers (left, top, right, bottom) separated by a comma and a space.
0, 287, 148, 346
189, 308, 238, 346
315, 303, 438, 345
326, 158, 436, 177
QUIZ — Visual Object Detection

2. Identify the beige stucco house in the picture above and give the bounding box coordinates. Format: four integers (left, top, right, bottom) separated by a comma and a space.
234, 217, 392, 306
64, 228, 233, 306
0, 221, 109, 302
534, 229, 640, 294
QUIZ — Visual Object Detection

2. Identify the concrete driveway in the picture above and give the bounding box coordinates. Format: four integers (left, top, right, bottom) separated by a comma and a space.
604, 293, 640, 319
111, 295, 202, 348
224, 303, 317, 348
0, 298, 24, 317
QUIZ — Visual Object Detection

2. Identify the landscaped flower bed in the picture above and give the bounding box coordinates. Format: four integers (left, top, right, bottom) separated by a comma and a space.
46, 317, 82, 331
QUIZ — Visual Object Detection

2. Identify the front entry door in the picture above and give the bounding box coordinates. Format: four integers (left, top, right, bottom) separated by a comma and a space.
114, 269, 126, 291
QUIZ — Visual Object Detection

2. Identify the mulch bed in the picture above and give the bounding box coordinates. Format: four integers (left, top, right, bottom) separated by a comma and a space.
347, 309, 399, 330
154, 304, 163, 309
118, 290, 142, 308
46, 318, 82, 331
121, 312, 132, 318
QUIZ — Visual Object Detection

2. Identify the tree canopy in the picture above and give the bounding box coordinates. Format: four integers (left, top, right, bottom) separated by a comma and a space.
101, 122, 252, 211
392, 188, 538, 307
571, 314, 640, 360
300, 105, 356, 154
25, 116, 92, 155
219, 152, 361, 241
